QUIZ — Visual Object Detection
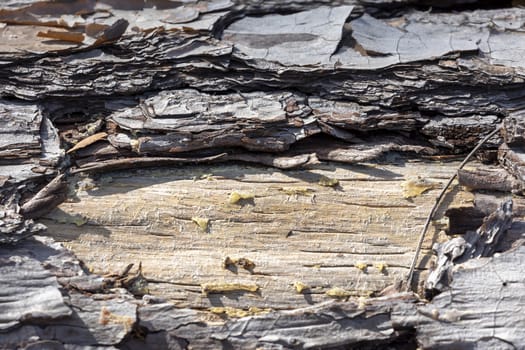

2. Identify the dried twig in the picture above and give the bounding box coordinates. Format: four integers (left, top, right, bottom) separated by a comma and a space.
20, 173, 68, 219
70, 154, 227, 174
405, 124, 502, 292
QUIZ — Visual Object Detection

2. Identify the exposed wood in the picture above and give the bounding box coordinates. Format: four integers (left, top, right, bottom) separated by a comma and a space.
406, 124, 502, 291
458, 167, 518, 193
40, 161, 472, 310
1, 233, 421, 349
1, 0, 525, 348
2, 229, 524, 349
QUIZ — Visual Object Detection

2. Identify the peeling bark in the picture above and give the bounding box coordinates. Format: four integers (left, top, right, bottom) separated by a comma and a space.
426, 200, 513, 293
402, 245, 525, 350
1, 0, 525, 348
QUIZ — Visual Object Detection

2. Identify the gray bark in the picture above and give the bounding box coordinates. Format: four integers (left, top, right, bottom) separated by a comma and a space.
1, 0, 525, 349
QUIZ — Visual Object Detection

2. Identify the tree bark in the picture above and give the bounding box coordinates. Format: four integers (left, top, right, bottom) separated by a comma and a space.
1, 0, 525, 349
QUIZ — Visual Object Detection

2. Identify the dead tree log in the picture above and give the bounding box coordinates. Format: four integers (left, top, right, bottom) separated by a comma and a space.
1, 0, 525, 349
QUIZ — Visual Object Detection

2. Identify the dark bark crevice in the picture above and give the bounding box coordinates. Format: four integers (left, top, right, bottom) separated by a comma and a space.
1, 1, 525, 348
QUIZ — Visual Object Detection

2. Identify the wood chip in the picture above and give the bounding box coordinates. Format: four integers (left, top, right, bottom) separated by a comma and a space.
67, 132, 108, 154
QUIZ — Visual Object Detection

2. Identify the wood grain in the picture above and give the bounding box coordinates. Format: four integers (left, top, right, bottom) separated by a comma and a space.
41, 161, 474, 309
1, 0, 525, 348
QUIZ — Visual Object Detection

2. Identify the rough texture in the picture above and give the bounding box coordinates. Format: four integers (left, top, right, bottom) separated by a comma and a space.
400, 245, 525, 350
131, 294, 418, 349
3, 229, 524, 349
41, 161, 468, 310
1, 0, 525, 348
0, 239, 71, 331
0, 236, 138, 349
426, 199, 514, 293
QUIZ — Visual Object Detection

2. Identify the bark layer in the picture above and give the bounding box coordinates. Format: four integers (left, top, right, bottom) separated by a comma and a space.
1, 0, 525, 349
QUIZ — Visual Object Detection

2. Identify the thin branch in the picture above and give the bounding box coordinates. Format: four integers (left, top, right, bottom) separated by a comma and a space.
405, 124, 502, 292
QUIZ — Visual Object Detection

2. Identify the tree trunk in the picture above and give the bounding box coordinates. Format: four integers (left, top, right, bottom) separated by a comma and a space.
1, 1, 525, 349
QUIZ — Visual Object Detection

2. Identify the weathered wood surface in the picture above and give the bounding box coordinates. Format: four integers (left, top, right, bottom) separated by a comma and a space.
1, 232, 420, 349
2, 220, 523, 349
1, 0, 525, 348
40, 161, 472, 310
